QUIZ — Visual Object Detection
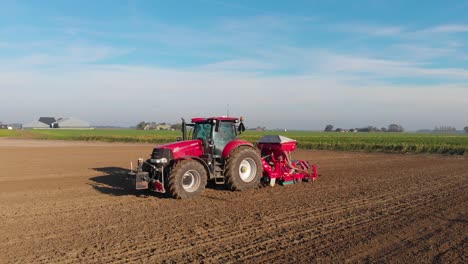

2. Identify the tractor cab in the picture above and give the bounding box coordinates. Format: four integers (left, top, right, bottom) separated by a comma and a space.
183, 116, 245, 157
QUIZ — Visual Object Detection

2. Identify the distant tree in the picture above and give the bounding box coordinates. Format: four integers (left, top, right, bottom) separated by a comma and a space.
381, 127, 388, 132
171, 123, 183, 130
253, 126, 266, 131
324, 125, 334, 132
464, 126, 468, 133
417, 129, 432, 133
136, 121, 147, 130
434, 126, 456, 133
357, 126, 379, 132
388, 124, 404, 132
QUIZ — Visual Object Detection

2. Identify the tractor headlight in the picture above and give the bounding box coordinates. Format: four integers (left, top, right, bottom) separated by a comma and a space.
151, 157, 168, 164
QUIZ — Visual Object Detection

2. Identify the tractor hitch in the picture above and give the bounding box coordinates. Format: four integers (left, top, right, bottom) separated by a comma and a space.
128, 158, 166, 193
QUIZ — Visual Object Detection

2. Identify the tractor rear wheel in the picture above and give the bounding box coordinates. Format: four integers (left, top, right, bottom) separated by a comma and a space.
168, 160, 207, 199
225, 147, 263, 191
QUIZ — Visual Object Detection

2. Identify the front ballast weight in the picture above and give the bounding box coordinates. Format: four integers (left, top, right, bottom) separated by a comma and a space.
129, 158, 167, 193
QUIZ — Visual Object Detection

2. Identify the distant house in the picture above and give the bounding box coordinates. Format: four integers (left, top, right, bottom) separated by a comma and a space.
0, 124, 8, 129
8, 123, 22, 129
143, 123, 171, 130
155, 124, 171, 130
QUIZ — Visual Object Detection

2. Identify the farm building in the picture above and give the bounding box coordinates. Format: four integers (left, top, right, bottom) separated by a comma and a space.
53, 118, 91, 129
22, 120, 50, 129
23, 117, 92, 129
38, 117, 56, 126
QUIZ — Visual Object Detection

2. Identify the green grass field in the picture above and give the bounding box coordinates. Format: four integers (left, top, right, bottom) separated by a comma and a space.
0, 130, 20, 137
243, 131, 468, 155
28, 129, 180, 143
14, 129, 467, 156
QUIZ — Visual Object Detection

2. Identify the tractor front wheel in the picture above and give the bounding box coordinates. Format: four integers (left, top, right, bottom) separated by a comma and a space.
225, 147, 263, 191
168, 160, 207, 199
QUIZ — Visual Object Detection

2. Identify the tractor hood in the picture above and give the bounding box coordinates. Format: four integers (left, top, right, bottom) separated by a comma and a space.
156, 140, 203, 159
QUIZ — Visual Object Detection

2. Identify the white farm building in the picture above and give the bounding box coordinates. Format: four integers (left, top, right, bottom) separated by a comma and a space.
22, 120, 50, 129
23, 117, 92, 129
53, 118, 91, 129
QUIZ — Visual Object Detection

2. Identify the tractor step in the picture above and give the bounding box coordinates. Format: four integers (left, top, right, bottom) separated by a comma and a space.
214, 176, 225, 184
214, 164, 225, 184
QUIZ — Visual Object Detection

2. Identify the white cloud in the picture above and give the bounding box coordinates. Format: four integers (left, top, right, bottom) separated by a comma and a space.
1, 64, 467, 129
219, 14, 316, 32
332, 23, 403, 36
1, 15, 467, 129
3, 44, 130, 67
316, 52, 468, 80
427, 24, 468, 33
196, 59, 277, 72
0, 42, 11, 48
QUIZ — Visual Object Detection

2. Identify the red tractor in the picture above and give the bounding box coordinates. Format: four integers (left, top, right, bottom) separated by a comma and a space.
129, 117, 318, 199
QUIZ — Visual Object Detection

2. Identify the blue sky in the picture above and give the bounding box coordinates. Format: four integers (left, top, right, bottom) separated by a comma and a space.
1, 0, 467, 130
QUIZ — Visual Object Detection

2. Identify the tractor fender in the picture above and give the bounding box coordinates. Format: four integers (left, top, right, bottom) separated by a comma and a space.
173, 156, 211, 178
222, 140, 256, 159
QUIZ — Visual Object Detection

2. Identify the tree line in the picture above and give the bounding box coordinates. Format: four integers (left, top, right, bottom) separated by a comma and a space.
136, 121, 182, 130
324, 124, 404, 132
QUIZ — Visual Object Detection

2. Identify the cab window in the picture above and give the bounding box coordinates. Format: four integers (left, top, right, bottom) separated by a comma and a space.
213, 121, 236, 155
193, 123, 212, 140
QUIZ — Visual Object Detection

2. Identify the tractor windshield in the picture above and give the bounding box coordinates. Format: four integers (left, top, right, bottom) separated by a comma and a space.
213, 121, 237, 155
192, 123, 212, 141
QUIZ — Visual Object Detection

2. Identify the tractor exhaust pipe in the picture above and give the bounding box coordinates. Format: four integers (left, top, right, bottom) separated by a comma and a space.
181, 118, 186, 141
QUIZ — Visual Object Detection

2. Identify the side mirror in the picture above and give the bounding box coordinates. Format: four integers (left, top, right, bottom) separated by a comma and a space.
176, 137, 182, 142
214, 120, 220, 132
238, 122, 246, 134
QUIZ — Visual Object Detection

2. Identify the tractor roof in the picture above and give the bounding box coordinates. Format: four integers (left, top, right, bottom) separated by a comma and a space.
191, 116, 239, 123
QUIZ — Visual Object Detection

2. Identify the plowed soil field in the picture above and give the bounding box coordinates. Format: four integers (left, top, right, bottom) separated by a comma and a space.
0, 138, 466, 263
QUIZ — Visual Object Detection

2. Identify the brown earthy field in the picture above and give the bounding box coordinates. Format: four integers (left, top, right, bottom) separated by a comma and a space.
0, 138, 466, 263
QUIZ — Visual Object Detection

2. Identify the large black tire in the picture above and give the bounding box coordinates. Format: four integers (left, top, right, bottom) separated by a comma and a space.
168, 160, 207, 199
225, 147, 263, 191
